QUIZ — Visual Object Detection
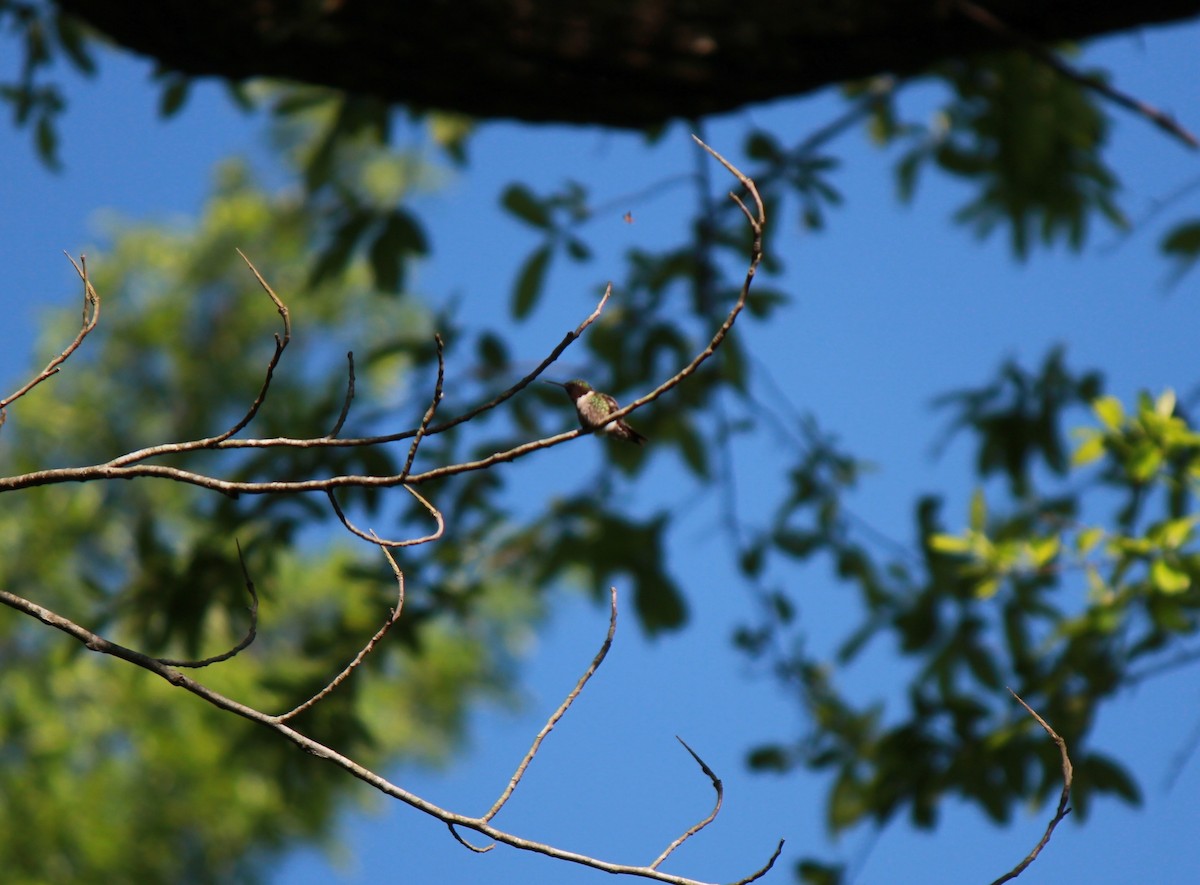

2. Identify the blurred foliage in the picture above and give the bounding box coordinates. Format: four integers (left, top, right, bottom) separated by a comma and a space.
3, 9, 1200, 885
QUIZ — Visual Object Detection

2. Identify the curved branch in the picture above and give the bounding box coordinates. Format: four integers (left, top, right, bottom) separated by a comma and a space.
651, 737, 723, 869
276, 538, 407, 722
988, 689, 1073, 885
400, 333, 445, 480
482, 586, 618, 823
326, 351, 356, 438
154, 539, 260, 668
327, 484, 445, 548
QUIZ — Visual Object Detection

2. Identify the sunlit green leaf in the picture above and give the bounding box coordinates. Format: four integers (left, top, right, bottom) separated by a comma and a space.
1151, 559, 1190, 594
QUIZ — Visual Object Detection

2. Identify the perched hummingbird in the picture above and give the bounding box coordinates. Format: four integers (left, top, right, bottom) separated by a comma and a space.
546, 379, 647, 445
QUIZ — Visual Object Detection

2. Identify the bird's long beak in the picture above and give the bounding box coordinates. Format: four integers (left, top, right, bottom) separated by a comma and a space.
543, 380, 567, 389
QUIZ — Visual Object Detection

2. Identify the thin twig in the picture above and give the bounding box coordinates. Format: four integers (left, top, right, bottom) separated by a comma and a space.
956, 0, 1199, 149
327, 351, 356, 438
580, 136, 765, 437
0, 253, 101, 422
482, 586, 619, 823
988, 689, 1073, 885
276, 536, 406, 722
327, 484, 445, 548
103, 252, 293, 465
208, 251, 293, 443
155, 539, 260, 668
420, 284, 611, 438
651, 738, 723, 869
448, 823, 495, 853
400, 333, 445, 480
729, 840, 786, 885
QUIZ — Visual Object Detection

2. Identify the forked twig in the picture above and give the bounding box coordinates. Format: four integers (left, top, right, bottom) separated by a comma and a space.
482, 586, 619, 824
209, 251, 293, 443
101, 252, 293, 467
155, 540, 260, 668
988, 689, 1073, 885
0, 253, 101, 428
276, 536, 406, 722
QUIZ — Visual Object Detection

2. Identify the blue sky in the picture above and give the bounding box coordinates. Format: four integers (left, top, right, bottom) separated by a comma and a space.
2, 16, 1200, 885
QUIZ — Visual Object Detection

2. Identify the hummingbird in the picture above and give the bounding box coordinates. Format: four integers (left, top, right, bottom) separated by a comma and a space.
546, 379, 647, 445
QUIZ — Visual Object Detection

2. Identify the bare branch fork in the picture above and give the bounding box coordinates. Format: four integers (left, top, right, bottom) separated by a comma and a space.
0, 144, 782, 882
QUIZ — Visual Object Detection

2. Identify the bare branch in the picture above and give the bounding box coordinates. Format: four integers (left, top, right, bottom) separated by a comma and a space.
400, 333, 445, 480
0, 167, 757, 493
0, 585, 782, 885
209, 251, 293, 443
327, 351, 356, 438
651, 737, 723, 869
0, 281, 613, 497
277, 536, 407, 722
482, 586, 619, 823
989, 689, 1073, 885
956, 0, 1199, 150
101, 252, 293, 466
729, 841, 787, 885
155, 539, 260, 668
0, 253, 101, 428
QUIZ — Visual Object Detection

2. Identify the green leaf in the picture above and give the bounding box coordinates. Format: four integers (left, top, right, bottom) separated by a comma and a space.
798, 860, 846, 885
828, 771, 867, 830
969, 488, 987, 532
1151, 559, 1190, 594
500, 183, 552, 229
158, 77, 191, 119
511, 244, 552, 319
1161, 220, 1200, 257
1076, 526, 1105, 555
564, 236, 592, 262
930, 533, 971, 554
974, 576, 1001, 599
1093, 395, 1125, 431
746, 744, 792, 772
634, 574, 687, 634
35, 114, 59, 168
1071, 430, 1105, 467
368, 209, 428, 292
309, 210, 373, 287
1155, 388, 1177, 418
1029, 535, 1059, 567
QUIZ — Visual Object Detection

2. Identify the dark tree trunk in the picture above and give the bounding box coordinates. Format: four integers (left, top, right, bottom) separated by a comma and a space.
55, 0, 1200, 127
